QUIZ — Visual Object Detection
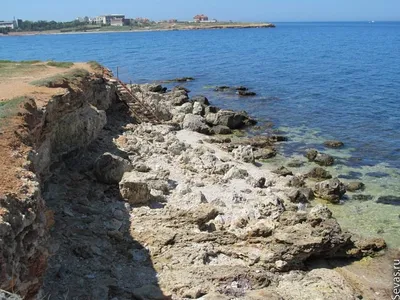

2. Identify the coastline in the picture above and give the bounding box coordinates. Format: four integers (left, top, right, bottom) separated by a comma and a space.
0, 23, 275, 37
0, 61, 394, 298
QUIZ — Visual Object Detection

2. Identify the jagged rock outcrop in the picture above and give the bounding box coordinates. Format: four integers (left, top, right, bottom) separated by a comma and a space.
0, 70, 116, 298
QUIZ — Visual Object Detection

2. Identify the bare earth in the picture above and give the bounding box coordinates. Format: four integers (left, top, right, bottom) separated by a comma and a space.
0, 62, 96, 196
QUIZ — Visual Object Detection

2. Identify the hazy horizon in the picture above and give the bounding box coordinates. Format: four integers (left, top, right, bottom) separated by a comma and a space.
1, 0, 400, 23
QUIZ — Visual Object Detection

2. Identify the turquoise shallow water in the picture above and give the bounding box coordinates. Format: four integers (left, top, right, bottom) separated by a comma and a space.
0, 22, 399, 246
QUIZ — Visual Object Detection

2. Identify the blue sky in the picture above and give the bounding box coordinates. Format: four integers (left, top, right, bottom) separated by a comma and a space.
1, 0, 399, 22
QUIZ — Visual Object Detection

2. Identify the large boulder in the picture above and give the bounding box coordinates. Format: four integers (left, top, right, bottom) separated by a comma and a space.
205, 110, 256, 129
191, 95, 209, 106
314, 178, 346, 203
182, 114, 211, 135
94, 153, 132, 184
119, 171, 152, 205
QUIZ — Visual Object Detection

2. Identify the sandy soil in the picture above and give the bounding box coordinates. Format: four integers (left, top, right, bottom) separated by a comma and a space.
0, 61, 97, 196
0, 62, 94, 104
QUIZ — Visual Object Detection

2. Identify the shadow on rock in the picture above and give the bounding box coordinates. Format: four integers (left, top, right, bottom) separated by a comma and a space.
40, 103, 168, 299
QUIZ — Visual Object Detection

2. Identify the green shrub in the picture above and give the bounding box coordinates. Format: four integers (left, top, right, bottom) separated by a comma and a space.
88, 60, 103, 71
0, 97, 27, 124
47, 61, 74, 68
30, 68, 90, 87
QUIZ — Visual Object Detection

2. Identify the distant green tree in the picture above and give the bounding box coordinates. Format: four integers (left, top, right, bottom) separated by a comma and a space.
15, 19, 87, 32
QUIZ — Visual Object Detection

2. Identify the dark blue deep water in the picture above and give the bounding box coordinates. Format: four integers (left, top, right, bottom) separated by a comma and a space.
1, 22, 399, 169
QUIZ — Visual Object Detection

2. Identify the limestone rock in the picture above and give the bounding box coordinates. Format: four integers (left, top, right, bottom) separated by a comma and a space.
211, 125, 232, 135
232, 145, 255, 163
223, 166, 249, 180
94, 153, 132, 184
191, 95, 210, 106
205, 110, 257, 129
314, 178, 346, 203
308, 205, 333, 220
182, 114, 211, 135
176, 102, 193, 114
254, 148, 277, 160
272, 166, 293, 177
119, 172, 152, 205
192, 101, 204, 115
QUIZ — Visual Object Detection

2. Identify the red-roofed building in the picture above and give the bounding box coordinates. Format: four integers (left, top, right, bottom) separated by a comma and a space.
193, 14, 209, 22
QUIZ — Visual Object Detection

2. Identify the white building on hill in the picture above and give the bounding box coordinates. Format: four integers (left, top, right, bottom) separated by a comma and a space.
93, 14, 125, 26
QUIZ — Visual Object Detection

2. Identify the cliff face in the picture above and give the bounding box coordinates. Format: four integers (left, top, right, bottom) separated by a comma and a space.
0, 73, 116, 298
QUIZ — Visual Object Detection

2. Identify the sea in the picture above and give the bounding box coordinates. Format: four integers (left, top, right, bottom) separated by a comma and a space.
1, 22, 399, 247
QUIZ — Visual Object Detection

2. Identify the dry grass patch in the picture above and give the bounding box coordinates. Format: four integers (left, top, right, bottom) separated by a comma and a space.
30, 68, 90, 88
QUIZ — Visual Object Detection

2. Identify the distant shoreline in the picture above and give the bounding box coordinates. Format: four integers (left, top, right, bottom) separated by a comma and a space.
0, 23, 275, 37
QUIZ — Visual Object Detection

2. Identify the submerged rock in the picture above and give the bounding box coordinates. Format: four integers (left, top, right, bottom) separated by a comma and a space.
163, 77, 194, 83
94, 153, 132, 184
324, 140, 344, 148
287, 160, 304, 168
305, 149, 334, 166
305, 149, 318, 161
314, 178, 346, 203
237, 90, 257, 96
305, 167, 332, 181
352, 194, 373, 201
314, 153, 335, 166
377, 196, 400, 206
346, 181, 365, 192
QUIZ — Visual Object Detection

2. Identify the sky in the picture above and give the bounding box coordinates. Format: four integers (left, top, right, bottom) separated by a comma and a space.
1, 0, 399, 22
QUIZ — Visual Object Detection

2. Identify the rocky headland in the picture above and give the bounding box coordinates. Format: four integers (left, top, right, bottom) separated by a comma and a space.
0, 64, 395, 299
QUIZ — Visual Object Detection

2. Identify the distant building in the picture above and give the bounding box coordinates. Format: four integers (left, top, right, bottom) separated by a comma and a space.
193, 14, 209, 22
93, 14, 125, 26
135, 17, 150, 24
199, 19, 218, 23
76, 16, 89, 23
0, 18, 18, 29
